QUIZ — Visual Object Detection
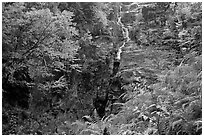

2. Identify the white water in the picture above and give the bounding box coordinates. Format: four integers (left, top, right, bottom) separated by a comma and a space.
115, 6, 130, 60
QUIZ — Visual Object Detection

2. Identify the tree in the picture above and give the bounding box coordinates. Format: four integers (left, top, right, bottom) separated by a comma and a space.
2, 2, 202, 135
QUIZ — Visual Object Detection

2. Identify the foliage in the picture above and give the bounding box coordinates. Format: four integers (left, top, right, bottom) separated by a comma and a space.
2, 2, 202, 135
69, 2, 202, 135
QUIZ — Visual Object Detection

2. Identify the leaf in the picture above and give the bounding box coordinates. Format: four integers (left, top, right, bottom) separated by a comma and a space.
80, 129, 100, 135
171, 119, 183, 130
112, 102, 125, 106
174, 96, 200, 108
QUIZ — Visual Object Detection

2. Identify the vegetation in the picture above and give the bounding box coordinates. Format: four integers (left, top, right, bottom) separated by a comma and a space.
2, 2, 202, 135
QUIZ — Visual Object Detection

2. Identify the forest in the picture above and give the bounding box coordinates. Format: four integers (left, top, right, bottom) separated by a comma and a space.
2, 2, 202, 135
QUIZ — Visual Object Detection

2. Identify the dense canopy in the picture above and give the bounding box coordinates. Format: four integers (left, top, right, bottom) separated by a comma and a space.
2, 2, 202, 135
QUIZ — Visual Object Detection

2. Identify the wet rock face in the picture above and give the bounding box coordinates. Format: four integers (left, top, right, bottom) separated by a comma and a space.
93, 96, 107, 118
93, 89, 110, 118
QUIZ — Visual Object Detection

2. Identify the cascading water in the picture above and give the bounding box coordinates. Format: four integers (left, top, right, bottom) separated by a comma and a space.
115, 5, 130, 62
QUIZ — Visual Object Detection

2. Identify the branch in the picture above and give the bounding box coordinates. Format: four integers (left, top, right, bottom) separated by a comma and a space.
22, 20, 55, 56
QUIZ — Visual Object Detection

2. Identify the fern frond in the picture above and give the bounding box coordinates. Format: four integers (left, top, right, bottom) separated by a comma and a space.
80, 129, 100, 135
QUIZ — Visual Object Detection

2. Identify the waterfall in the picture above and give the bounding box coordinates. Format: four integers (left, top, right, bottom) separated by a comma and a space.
115, 5, 130, 60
